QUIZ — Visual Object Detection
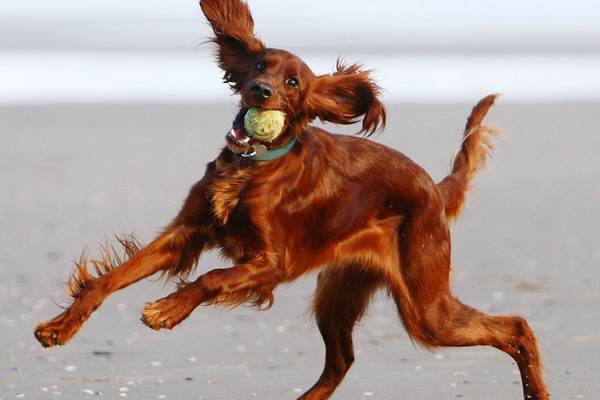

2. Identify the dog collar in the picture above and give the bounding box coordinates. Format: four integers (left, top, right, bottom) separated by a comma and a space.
239, 138, 296, 161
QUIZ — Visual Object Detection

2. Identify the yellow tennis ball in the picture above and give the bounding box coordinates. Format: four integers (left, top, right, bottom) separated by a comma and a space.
244, 108, 286, 142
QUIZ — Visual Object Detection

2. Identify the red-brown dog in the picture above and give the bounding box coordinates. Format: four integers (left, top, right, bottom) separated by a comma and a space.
34, 1, 549, 398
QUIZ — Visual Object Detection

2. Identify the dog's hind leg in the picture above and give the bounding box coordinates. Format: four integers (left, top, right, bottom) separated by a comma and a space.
419, 295, 548, 399
298, 266, 382, 400
388, 203, 549, 400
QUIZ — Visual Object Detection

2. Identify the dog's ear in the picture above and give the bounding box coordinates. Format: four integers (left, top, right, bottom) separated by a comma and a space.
308, 61, 386, 136
200, 0, 266, 90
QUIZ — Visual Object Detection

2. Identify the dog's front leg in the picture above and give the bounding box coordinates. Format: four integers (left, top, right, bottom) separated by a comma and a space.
141, 261, 283, 330
34, 225, 207, 347
34, 175, 215, 348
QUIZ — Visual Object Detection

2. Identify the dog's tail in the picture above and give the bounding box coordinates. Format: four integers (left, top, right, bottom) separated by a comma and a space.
438, 94, 500, 221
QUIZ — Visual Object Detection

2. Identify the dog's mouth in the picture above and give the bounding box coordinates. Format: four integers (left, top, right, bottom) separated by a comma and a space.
226, 111, 260, 154
225, 107, 287, 155
227, 125, 255, 147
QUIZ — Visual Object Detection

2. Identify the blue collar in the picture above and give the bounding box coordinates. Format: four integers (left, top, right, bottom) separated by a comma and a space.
243, 138, 297, 161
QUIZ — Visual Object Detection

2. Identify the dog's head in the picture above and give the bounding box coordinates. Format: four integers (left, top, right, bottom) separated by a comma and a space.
200, 0, 386, 154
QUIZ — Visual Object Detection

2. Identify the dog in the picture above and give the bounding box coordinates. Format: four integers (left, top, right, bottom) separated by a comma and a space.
34, 1, 549, 399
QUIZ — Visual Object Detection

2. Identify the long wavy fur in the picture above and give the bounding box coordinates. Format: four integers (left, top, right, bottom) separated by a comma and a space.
67, 233, 143, 300
438, 94, 501, 221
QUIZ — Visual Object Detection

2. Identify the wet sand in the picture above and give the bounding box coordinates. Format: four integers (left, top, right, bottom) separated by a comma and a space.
1, 102, 599, 399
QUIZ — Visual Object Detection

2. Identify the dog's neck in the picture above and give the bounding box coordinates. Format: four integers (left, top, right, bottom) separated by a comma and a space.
234, 137, 297, 161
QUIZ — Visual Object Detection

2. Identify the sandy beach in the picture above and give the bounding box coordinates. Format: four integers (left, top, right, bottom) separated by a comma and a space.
1, 102, 599, 399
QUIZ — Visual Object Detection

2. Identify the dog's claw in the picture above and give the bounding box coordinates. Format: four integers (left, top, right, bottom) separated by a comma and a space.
34, 323, 64, 348
34, 310, 83, 348
141, 297, 193, 331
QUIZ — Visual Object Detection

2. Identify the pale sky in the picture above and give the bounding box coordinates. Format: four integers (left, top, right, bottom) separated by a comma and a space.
1, 0, 598, 29
1, 0, 599, 50
2, 0, 599, 103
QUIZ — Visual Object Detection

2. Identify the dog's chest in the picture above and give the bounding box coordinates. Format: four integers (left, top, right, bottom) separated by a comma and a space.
210, 166, 258, 226
208, 165, 272, 259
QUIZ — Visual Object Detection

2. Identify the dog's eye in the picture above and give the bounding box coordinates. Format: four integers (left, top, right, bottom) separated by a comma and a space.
286, 77, 299, 88
256, 61, 267, 72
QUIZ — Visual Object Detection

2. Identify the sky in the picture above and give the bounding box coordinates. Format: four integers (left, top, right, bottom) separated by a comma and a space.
1, 0, 599, 103
2, 0, 598, 29
1, 0, 599, 51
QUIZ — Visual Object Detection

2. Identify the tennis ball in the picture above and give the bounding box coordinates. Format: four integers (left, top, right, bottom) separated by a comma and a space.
244, 108, 286, 142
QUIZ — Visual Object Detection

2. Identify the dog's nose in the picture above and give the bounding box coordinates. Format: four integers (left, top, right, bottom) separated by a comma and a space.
250, 82, 273, 99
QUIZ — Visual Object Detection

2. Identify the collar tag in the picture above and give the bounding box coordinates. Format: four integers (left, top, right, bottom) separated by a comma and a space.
241, 138, 296, 161
253, 144, 268, 158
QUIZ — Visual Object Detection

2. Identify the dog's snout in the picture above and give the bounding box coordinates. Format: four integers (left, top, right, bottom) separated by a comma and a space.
250, 82, 273, 99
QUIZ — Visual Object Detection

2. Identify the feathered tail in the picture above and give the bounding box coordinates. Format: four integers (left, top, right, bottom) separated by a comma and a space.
438, 94, 500, 221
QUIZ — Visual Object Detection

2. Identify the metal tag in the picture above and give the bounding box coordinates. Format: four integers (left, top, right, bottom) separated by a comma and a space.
254, 144, 268, 158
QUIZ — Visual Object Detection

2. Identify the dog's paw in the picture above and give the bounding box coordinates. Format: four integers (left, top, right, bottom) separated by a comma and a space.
34, 313, 80, 348
141, 297, 193, 331
297, 386, 335, 400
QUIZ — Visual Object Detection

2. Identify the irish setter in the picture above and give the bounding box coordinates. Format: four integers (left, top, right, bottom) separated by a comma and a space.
34, 0, 549, 398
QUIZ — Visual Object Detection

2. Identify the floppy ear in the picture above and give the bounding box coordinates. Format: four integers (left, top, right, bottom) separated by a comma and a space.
308, 60, 387, 136
200, 0, 266, 90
